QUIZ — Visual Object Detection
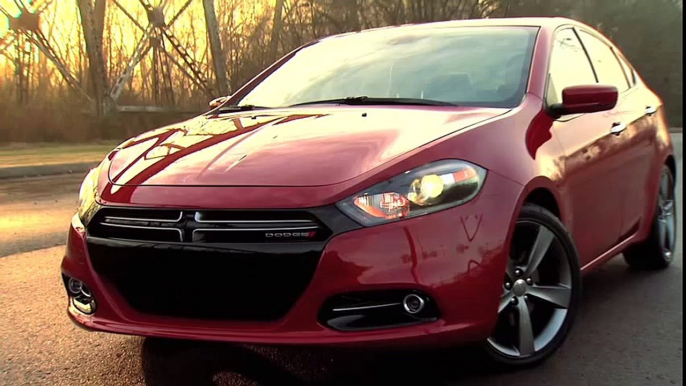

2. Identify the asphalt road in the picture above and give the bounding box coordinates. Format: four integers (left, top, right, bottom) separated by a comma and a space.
0, 135, 682, 386
0, 173, 85, 257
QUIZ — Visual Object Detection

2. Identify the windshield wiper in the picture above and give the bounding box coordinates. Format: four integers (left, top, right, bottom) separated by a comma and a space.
290, 96, 457, 107
216, 104, 271, 113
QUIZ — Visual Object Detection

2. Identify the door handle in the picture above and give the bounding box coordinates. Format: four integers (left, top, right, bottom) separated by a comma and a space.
611, 122, 627, 135
645, 105, 658, 116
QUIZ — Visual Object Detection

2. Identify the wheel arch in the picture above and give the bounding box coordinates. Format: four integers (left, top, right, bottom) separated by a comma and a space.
501, 177, 568, 274
523, 188, 561, 220
517, 177, 565, 223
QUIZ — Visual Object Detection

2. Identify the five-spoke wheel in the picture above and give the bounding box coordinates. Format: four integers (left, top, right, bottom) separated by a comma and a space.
484, 204, 580, 366
657, 171, 677, 261
625, 165, 677, 270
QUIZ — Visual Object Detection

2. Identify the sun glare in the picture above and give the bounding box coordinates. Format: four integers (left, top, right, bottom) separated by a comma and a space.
0, 0, 266, 90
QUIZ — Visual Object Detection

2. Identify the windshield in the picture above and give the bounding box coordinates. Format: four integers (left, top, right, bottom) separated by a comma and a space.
234, 26, 538, 109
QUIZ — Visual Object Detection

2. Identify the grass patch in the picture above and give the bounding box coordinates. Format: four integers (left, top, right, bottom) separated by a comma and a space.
0, 142, 119, 168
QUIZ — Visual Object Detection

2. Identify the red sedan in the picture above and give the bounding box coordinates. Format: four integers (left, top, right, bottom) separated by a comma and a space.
62, 17, 677, 367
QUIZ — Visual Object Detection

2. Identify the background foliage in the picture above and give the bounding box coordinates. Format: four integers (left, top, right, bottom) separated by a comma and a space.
0, 0, 682, 142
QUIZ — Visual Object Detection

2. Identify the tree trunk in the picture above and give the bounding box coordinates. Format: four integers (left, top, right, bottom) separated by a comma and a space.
203, 0, 230, 96
76, 0, 108, 122
269, 0, 286, 63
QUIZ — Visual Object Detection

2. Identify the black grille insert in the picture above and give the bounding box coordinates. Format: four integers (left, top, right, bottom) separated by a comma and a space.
88, 239, 323, 320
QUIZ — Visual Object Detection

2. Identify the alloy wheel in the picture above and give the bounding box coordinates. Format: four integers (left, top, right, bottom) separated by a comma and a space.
657, 172, 677, 261
487, 220, 573, 358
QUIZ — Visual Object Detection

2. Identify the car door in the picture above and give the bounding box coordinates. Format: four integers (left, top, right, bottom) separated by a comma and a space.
614, 50, 662, 238
546, 28, 624, 265
577, 30, 656, 241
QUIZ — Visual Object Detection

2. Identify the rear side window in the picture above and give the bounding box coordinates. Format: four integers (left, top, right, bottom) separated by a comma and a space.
546, 29, 597, 105
578, 31, 630, 92
616, 52, 636, 87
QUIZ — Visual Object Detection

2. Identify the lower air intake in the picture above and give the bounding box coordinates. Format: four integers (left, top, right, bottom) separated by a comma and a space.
319, 290, 439, 331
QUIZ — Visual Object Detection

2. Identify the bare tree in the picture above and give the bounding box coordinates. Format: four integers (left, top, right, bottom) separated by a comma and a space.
268, 0, 286, 62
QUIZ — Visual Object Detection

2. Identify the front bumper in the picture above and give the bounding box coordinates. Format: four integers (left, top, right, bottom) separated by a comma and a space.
61, 172, 523, 347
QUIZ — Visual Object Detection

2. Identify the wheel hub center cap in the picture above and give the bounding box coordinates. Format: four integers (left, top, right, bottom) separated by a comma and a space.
513, 279, 527, 297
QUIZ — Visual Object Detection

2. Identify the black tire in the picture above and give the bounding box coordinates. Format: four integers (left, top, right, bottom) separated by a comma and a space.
624, 165, 677, 270
482, 204, 582, 368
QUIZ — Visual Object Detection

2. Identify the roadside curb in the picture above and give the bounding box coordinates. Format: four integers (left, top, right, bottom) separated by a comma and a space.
0, 162, 96, 180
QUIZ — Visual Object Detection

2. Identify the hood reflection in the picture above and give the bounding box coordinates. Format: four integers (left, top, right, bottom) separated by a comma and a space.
108, 107, 507, 188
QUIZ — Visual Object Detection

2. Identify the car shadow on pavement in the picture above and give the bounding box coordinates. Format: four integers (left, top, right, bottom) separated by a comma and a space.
140, 256, 678, 386
140, 338, 501, 386
579, 256, 679, 305
141, 338, 301, 386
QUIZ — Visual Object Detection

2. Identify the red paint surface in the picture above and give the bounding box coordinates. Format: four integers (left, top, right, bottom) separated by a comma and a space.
107, 107, 505, 187
559, 84, 619, 114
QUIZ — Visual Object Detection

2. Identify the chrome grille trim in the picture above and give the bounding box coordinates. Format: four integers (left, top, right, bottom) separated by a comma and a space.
191, 226, 319, 241
104, 211, 184, 223
90, 208, 331, 243
100, 222, 183, 242
194, 226, 319, 232
194, 212, 315, 225
331, 303, 401, 312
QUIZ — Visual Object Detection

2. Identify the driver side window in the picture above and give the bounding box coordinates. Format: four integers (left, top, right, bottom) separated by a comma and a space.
546, 29, 597, 105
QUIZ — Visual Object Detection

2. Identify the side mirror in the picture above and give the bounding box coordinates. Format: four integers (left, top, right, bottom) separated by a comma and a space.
549, 84, 618, 116
209, 96, 229, 109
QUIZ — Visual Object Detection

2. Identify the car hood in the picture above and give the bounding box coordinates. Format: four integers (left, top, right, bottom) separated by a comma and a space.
108, 106, 506, 187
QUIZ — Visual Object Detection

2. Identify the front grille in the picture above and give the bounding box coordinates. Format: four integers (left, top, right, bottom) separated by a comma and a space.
88, 239, 322, 320
89, 208, 331, 243
86, 206, 359, 321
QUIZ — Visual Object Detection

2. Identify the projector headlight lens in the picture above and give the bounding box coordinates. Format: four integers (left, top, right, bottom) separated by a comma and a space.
337, 160, 487, 226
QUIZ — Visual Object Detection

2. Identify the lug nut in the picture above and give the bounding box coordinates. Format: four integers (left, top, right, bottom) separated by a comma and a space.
504, 282, 512, 290
515, 269, 523, 277
526, 278, 533, 285
510, 297, 518, 305
523, 295, 529, 301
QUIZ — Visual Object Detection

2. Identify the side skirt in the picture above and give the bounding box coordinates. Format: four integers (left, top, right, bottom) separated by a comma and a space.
580, 232, 640, 274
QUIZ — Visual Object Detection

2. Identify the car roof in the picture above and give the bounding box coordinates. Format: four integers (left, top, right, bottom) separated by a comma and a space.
321, 17, 592, 41
418, 17, 585, 29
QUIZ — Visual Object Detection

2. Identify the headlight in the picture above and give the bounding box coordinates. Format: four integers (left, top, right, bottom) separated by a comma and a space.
77, 163, 102, 226
336, 160, 487, 226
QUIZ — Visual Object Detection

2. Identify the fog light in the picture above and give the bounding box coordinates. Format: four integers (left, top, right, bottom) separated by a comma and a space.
403, 294, 426, 314
66, 277, 97, 315
72, 297, 97, 315
80, 285, 92, 298
67, 278, 83, 295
